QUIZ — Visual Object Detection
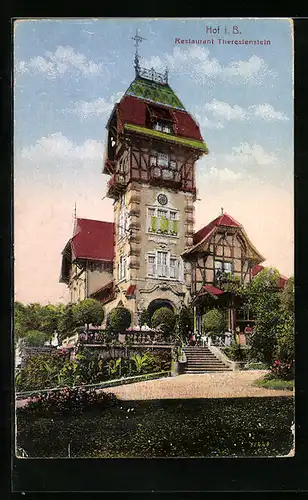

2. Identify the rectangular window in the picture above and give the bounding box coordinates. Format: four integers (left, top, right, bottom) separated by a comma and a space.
157, 153, 169, 167
157, 251, 168, 277
147, 207, 179, 236
147, 252, 179, 280
170, 258, 177, 279
154, 122, 162, 131
224, 262, 232, 274
162, 125, 171, 134
147, 254, 156, 276
150, 155, 157, 166
118, 255, 126, 281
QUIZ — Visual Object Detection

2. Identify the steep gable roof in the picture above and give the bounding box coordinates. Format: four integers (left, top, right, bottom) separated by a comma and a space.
60, 218, 114, 284
193, 213, 241, 245
72, 218, 114, 262
183, 211, 264, 263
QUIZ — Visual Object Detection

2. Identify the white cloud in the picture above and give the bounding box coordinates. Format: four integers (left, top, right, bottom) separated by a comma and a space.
204, 99, 247, 121
21, 132, 104, 163
250, 103, 289, 121
70, 92, 124, 120
15, 46, 108, 79
194, 99, 289, 129
208, 166, 243, 182
194, 113, 224, 130
224, 143, 280, 167
197, 142, 283, 186
142, 46, 277, 85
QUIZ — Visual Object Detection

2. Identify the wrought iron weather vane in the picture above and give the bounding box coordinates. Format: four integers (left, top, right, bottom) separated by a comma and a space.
132, 29, 146, 76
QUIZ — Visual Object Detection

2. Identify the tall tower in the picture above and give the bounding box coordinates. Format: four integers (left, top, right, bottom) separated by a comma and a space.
103, 33, 208, 325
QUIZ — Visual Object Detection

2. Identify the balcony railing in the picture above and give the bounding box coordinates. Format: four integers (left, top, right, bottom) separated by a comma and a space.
137, 66, 168, 84
150, 165, 181, 185
78, 329, 173, 346
107, 173, 126, 197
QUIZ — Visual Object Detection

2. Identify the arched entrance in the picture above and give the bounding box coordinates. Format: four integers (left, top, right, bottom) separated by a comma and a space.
147, 299, 175, 320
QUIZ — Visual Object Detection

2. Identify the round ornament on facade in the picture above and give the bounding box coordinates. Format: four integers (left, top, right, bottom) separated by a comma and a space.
157, 193, 168, 206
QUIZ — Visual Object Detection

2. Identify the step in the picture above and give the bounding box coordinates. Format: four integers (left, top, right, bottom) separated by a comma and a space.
185, 369, 232, 374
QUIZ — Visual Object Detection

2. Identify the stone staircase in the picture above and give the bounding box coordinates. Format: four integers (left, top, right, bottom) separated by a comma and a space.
183, 346, 232, 374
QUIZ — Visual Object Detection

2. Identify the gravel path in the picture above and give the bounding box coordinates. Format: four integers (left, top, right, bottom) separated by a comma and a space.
101, 371, 293, 400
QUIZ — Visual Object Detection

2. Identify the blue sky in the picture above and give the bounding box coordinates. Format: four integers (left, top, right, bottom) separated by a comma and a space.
13, 18, 293, 304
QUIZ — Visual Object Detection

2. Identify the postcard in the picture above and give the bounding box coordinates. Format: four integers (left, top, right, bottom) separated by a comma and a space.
14, 17, 294, 461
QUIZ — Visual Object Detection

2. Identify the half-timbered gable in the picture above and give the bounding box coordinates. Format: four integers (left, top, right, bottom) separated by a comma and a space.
182, 211, 265, 296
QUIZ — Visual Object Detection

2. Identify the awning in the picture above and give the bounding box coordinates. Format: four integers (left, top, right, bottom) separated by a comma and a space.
199, 285, 225, 299
126, 284, 136, 298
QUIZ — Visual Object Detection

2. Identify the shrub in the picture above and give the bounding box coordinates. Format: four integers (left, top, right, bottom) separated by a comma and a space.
73, 299, 105, 331
138, 309, 150, 327
202, 309, 226, 335
223, 343, 249, 362
109, 307, 132, 334
18, 387, 119, 417
151, 307, 176, 337
270, 359, 294, 381
16, 352, 69, 391
245, 362, 269, 370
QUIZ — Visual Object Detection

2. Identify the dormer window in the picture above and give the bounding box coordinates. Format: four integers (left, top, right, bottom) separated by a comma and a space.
147, 104, 174, 135
154, 122, 171, 134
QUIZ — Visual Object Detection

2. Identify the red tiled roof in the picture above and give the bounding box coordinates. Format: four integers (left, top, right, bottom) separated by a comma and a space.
72, 218, 114, 262
194, 213, 241, 245
117, 95, 203, 142
126, 284, 136, 297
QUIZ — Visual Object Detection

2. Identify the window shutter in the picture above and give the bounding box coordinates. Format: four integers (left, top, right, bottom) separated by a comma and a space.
151, 216, 157, 232
157, 252, 162, 276
160, 216, 169, 233
171, 219, 178, 234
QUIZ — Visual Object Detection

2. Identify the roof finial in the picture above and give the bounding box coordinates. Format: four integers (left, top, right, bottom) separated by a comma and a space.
132, 29, 146, 76
164, 66, 169, 84
221, 207, 224, 215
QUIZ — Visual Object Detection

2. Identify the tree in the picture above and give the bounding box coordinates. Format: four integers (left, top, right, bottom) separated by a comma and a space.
40, 304, 63, 337
202, 309, 226, 335
274, 276, 294, 377
242, 267, 282, 364
57, 303, 77, 340
151, 307, 176, 337
72, 299, 105, 332
280, 277, 294, 314
177, 306, 193, 338
14, 302, 28, 339
109, 306, 131, 334
23, 330, 49, 347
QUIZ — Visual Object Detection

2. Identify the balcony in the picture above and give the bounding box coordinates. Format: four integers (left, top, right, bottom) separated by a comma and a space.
103, 158, 117, 175
149, 165, 181, 187
106, 173, 126, 198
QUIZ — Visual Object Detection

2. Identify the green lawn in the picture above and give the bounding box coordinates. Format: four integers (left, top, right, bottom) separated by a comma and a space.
17, 396, 294, 458
253, 377, 294, 391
